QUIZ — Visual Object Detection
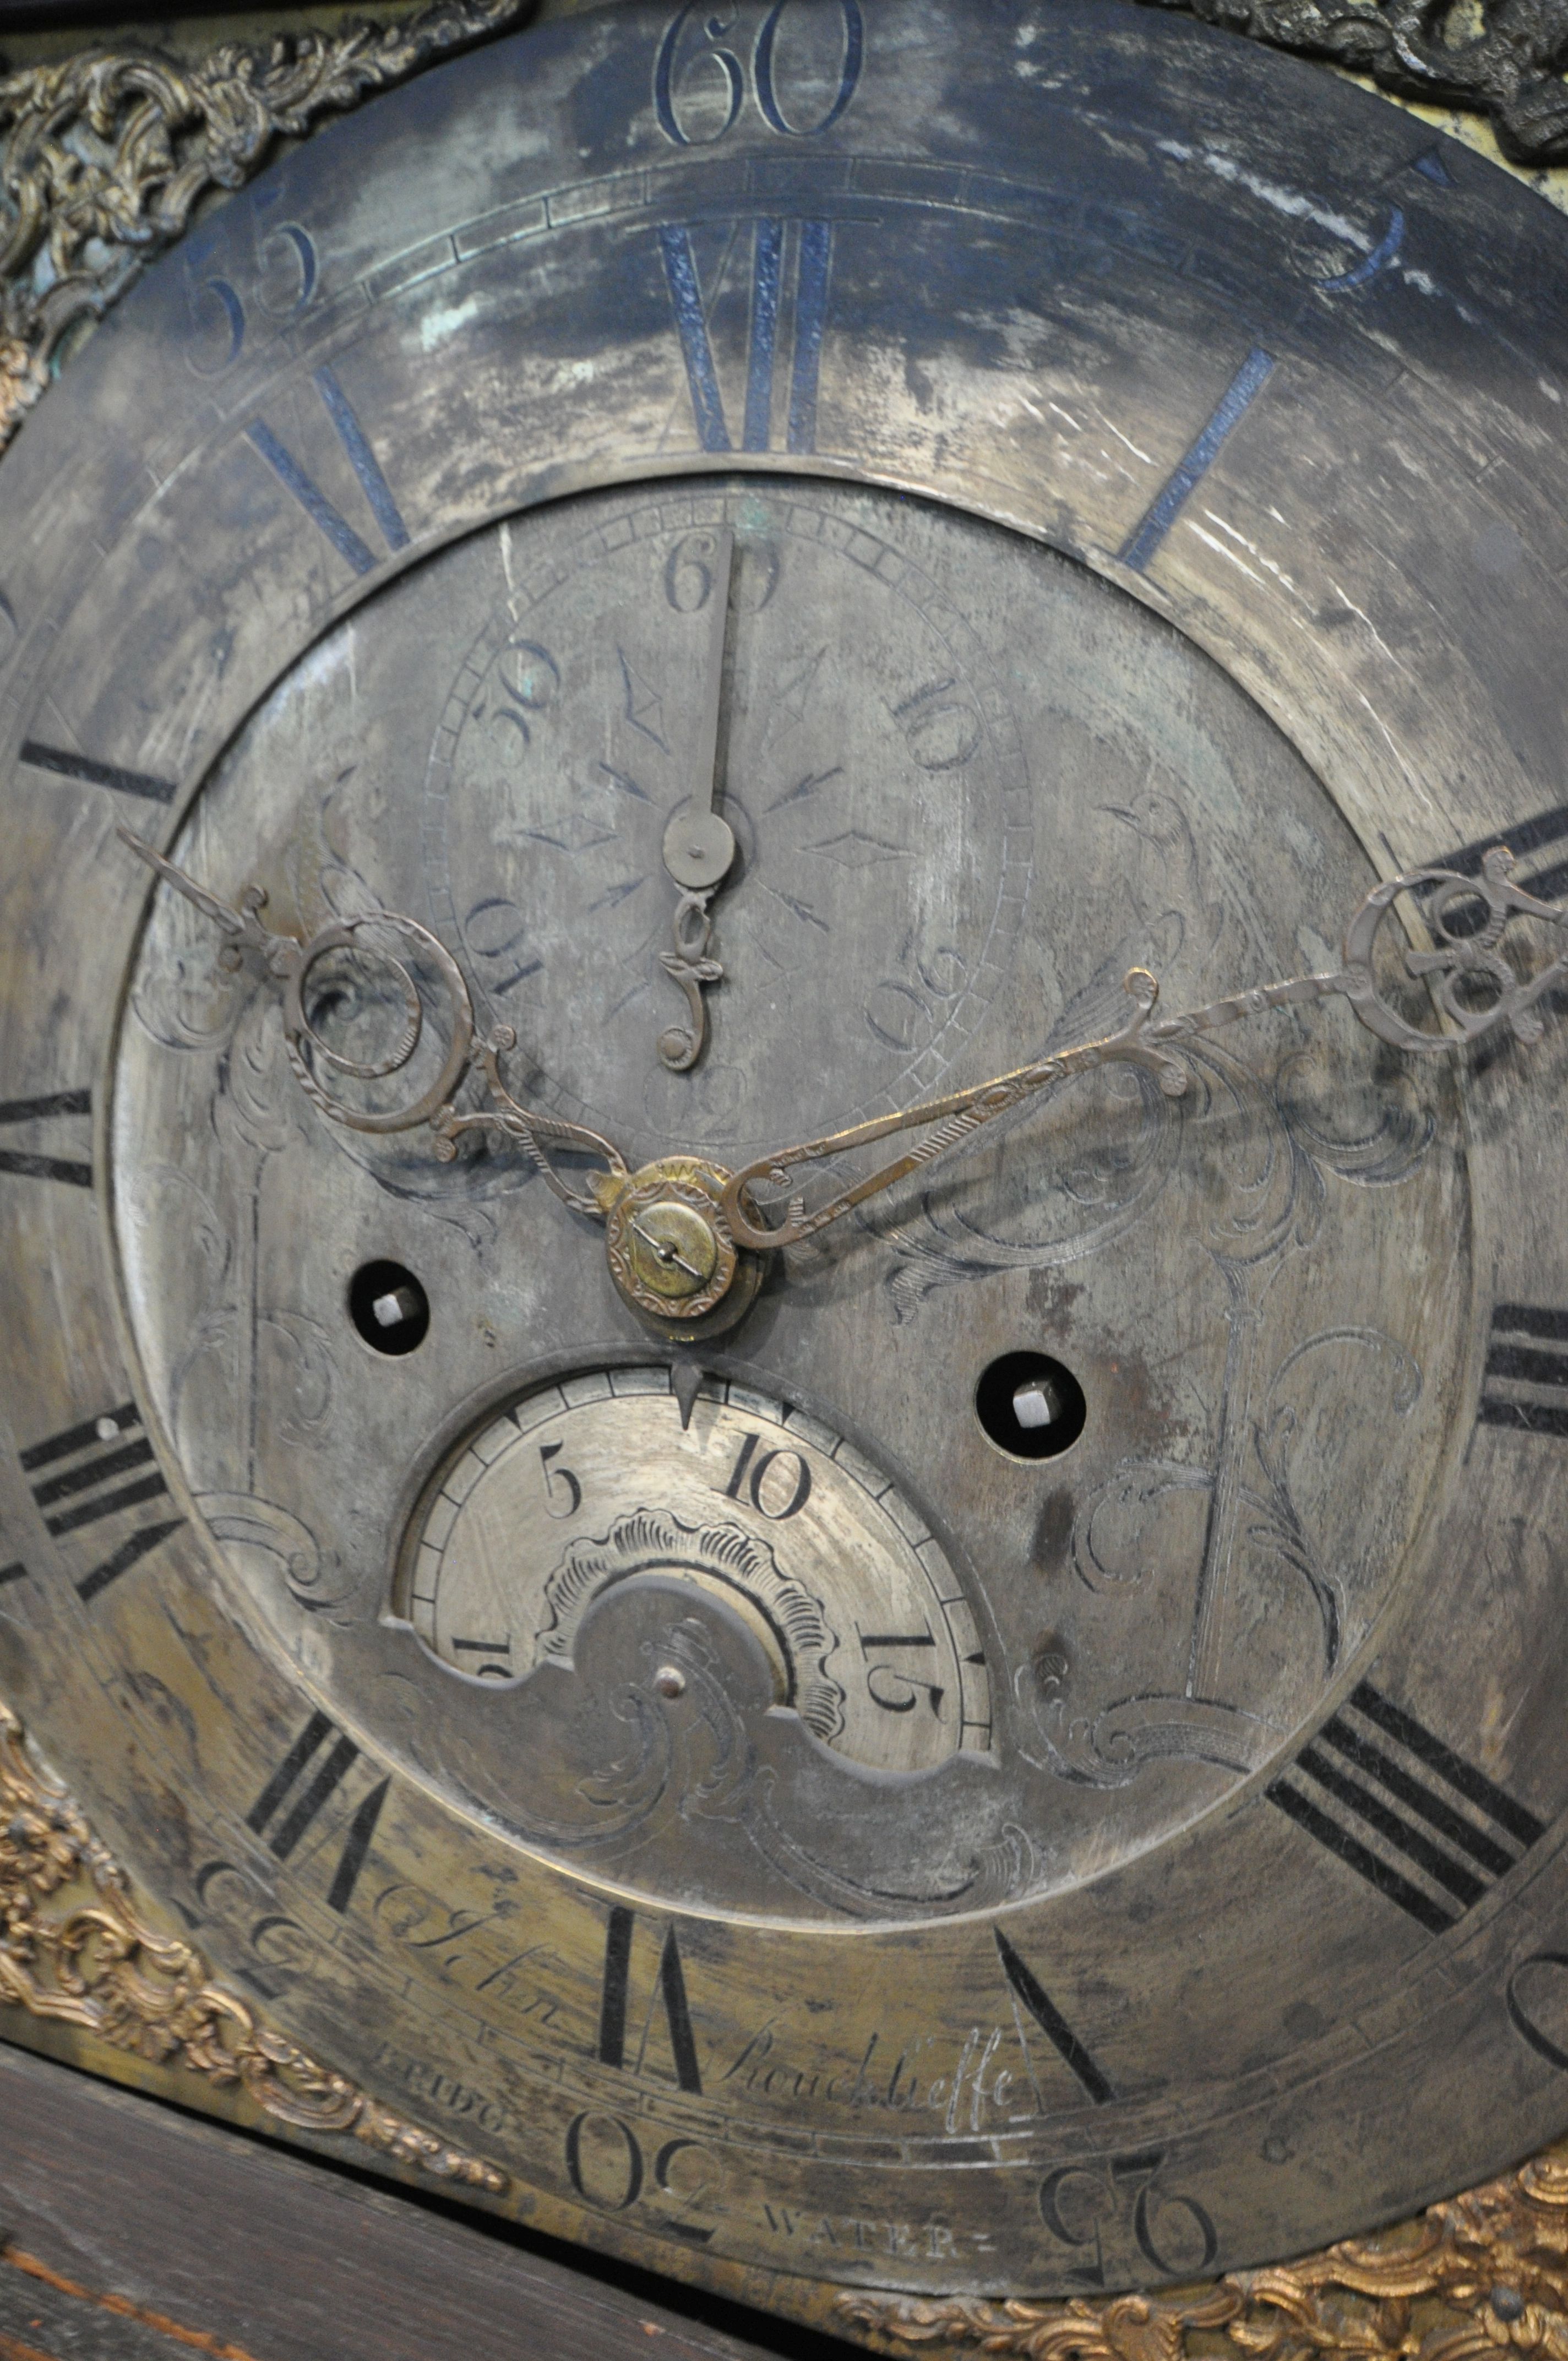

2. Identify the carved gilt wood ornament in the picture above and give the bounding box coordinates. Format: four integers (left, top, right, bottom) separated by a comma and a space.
0, 0, 533, 454
0, 1700, 506, 2190
8, 2, 1568, 2353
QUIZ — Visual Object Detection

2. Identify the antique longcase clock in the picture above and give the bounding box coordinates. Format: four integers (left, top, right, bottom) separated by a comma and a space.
4, 0, 1568, 2342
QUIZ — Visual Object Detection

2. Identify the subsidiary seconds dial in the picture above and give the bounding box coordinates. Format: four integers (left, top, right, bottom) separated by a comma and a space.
399, 1366, 991, 1777
421, 477, 1032, 1148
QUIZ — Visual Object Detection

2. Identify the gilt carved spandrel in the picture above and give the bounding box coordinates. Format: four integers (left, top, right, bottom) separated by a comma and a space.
839, 2139, 1568, 2361
0, 0, 533, 454
0, 1698, 508, 2193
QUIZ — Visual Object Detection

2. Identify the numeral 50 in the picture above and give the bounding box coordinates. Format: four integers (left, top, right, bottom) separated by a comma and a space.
655, 3, 864, 147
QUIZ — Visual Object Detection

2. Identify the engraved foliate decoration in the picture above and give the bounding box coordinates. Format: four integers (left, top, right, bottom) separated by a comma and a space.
0, 1702, 506, 2191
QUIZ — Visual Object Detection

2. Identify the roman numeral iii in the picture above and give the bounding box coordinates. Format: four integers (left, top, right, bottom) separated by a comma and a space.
1479, 1303, 1568, 1441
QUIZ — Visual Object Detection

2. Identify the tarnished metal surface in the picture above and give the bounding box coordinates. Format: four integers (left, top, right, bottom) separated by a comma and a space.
1, 1, 1567, 2337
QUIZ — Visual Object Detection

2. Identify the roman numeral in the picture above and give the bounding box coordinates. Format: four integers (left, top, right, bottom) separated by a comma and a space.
18, 1401, 183, 1602
660, 217, 832, 455
18, 744, 176, 803
0, 1087, 92, 1188
1268, 1679, 1544, 1934
1118, 347, 1276, 575
1427, 802, 1568, 915
246, 1710, 389, 1914
995, 1928, 1116, 2105
1480, 1304, 1568, 1440
597, 1904, 703, 2093
247, 363, 409, 579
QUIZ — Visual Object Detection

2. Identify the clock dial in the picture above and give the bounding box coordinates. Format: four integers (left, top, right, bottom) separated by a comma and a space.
4, 0, 1568, 2329
107, 466, 1470, 1922
401, 1367, 988, 1777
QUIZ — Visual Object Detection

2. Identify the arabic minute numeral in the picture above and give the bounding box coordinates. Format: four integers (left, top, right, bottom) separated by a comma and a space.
540, 1440, 582, 1519
721, 1431, 812, 1518
654, 3, 864, 149
858, 1626, 945, 1719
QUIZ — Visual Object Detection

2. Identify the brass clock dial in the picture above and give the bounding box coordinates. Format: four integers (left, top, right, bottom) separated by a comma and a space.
3, 0, 1568, 2338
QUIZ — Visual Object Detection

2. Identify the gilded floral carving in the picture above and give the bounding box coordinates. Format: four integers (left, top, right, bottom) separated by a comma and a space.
837, 2145, 1568, 2361
0, 0, 530, 453
0, 1699, 507, 2192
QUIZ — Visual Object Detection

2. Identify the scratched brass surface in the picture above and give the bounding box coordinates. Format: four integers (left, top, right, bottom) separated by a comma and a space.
3, 1, 1568, 2340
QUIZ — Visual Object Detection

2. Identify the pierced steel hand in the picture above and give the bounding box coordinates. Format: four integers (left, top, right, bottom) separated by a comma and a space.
116, 827, 630, 1216
657, 527, 738, 1073
121, 830, 1566, 1335
716, 848, 1568, 1253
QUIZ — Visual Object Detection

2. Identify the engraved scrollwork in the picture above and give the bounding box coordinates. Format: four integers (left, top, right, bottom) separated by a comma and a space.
838, 2132, 1568, 2360
0, 0, 532, 454
0, 1698, 507, 2189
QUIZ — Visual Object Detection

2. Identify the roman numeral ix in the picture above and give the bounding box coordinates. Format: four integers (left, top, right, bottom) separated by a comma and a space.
1480, 1303, 1568, 1441
0, 1087, 92, 1188
19, 744, 176, 803
15, 1400, 183, 1603
660, 217, 833, 456
247, 1710, 389, 1915
1268, 1679, 1544, 1934
247, 363, 409, 579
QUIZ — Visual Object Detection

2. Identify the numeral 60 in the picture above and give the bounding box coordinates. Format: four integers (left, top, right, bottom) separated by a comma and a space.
655, 2, 864, 148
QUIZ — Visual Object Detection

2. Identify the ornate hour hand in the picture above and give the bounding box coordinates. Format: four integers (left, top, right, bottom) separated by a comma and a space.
116, 829, 630, 1217
717, 847, 1568, 1253
657, 525, 738, 1073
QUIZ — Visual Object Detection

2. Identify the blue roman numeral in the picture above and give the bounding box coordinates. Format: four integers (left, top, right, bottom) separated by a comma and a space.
247, 365, 409, 578
660, 218, 833, 455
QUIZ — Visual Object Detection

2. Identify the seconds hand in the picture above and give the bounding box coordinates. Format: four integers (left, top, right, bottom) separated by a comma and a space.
657, 527, 738, 1073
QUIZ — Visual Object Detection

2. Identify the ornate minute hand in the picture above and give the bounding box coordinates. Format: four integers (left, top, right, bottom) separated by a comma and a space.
717, 848, 1568, 1254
